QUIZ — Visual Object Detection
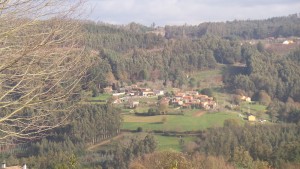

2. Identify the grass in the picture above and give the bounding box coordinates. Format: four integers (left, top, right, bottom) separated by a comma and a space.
124, 115, 168, 123
91, 94, 112, 101
191, 69, 222, 80
87, 132, 196, 152
240, 102, 267, 112
155, 135, 196, 152
122, 110, 243, 132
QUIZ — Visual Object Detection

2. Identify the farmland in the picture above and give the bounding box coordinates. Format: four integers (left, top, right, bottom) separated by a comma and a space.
86, 66, 269, 153
122, 110, 243, 132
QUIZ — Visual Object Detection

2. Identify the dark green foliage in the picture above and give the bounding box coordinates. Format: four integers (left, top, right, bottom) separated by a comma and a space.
109, 134, 157, 169
223, 119, 240, 128
225, 46, 300, 122
196, 124, 300, 168
257, 90, 272, 106
70, 104, 122, 144
136, 127, 143, 132
200, 88, 213, 97
188, 78, 196, 88
164, 14, 300, 39
84, 22, 253, 87
256, 41, 265, 52
224, 38, 300, 101
11, 104, 122, 169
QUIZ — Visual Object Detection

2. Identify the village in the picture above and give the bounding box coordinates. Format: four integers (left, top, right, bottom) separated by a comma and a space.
102, 85, 217, 111
100, 83, 269, 123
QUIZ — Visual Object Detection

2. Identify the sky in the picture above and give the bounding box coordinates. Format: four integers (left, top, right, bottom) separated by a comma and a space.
86, 0, 300, 26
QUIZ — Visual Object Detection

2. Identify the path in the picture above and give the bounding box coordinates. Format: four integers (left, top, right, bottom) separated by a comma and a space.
87, 133, 125, 151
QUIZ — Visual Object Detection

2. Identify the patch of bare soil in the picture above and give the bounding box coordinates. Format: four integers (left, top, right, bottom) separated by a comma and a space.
193, 111, 206, 117
87, 133, 124, 151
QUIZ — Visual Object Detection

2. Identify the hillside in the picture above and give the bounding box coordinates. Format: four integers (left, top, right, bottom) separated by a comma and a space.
2, 13, 300, 169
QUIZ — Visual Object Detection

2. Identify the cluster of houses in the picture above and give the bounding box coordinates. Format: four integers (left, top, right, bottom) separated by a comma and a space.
170, 91, 217, 110
103, 85, 164, 108
103, 85, 217, 110
104, 85, 164, 97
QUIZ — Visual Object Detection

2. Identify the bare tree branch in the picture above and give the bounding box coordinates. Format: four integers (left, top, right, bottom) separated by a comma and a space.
0, 0, 92, 143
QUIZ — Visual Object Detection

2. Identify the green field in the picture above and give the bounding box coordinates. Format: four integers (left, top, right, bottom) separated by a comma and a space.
91, 94, 112, 101
122, 110, 243, 132
240, 102, 267, 112
155, 135, 196, 151
88, 132, 196, 152
191, 69, 223, 81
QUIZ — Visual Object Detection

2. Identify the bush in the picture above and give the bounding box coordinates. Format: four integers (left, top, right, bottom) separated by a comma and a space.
136, 127, 143, 132
200, 88, 213, 97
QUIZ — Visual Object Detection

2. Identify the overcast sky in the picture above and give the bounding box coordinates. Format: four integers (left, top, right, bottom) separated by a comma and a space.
86, 0, 300, 26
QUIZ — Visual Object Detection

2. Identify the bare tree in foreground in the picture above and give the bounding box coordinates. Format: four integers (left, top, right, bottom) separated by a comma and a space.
0, 0, 91, 143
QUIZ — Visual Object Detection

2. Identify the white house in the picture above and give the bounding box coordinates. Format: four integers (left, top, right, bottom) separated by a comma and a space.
153, 90, 164, 96
241, 95, 251, 102
282, 40, 294, 45
1, 163, 26, 169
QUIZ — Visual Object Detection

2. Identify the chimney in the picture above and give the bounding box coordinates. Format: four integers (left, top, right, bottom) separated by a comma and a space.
22, 164, 27, 169
1, 162, 6, 169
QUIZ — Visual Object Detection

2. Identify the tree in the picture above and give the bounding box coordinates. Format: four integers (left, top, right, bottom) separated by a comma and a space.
158, 102, 168, 115
232, 147, 254, 168
0, 0, 90, 142
256, 41, 265, 52
258, 90, 271, 106
224, 119, 240, 128
130, 151, 191, 169
200, 88, 213, 97
188, 78, 196, 88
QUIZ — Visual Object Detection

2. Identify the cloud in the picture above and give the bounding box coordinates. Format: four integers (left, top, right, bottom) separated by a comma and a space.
86, 0, 300, 26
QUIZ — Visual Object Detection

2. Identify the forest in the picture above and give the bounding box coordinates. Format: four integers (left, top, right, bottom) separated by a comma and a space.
1, 13, 300, 169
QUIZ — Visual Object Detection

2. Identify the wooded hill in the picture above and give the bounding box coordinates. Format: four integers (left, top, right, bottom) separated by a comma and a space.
2, 14, 300, 169
164, 14, 300, 39
84, 14, 300, 102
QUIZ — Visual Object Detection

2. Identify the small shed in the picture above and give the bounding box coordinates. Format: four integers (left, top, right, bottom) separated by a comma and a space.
248, 115, 256, 122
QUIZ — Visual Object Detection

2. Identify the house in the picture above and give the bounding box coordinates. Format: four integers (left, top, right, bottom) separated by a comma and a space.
175, 92, 186, 97
207, 101, 217, 109
282, 40, 294, 45
118, 87, 126, 93
175, 100, 183, 106
183, 96, 193, 103
248, 115, 256, 122
112, 92, 125, 96
153, 90, 164, 96
241, 96, 251, 102
172, 88, 181, 93
245, 97, 251, 102
140, 88, 151, 92
142, 91, 154, 97
103, 86, 113, 93
186, 91, 199, 96
128, 92, 135, 96
1, 163, 26, 169
126, 100, 139, 109
113, 97, 127, 104
196, 94, 209, 101
201, 101, 209, 110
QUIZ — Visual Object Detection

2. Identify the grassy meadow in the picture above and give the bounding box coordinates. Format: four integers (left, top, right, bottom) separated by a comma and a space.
122, 110, 243, 132
155, 135, 196, 151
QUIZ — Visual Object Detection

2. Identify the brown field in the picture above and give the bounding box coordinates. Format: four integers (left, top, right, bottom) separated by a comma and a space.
123, 114, 168, 123
193, 111, 206, 117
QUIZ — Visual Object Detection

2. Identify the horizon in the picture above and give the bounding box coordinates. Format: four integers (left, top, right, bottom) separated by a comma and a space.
86, 0, 300, 26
